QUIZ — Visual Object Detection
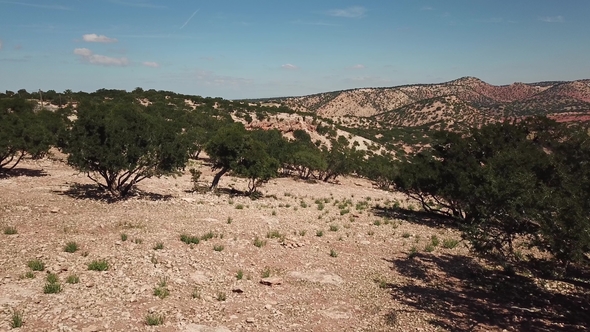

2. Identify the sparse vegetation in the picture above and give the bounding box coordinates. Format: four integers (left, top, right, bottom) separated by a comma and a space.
253, 236, 267, 248
88, 259, 109, 271
442, 238, 459, 249
180, 233, 200, 245
213, 245, 224, 252
66, 274, 80, 284
329, 249, 338, 258
4, 226, 17, 235
261, 266, 271, 278
10, 309, 24, 328
27, 259, 44, 271
64, 241, 79, 253
216, 292, 227, 301
153, 278, 170, 299
236, 269, 244, 280
153, 242, 164, 250
120, 233, 128, 241
145, 313, 165, 326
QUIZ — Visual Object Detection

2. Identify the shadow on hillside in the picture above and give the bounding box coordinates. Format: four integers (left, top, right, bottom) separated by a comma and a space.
383, 253, 590, 331
0, 167, 48, 178
372, 206, 459, 229
60, 183, 172, 203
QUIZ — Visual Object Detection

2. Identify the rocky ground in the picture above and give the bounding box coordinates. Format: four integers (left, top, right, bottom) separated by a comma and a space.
1, 157, 588, 332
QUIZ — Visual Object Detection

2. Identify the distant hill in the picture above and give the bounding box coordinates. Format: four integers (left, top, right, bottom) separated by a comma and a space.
277, 77, 590, 128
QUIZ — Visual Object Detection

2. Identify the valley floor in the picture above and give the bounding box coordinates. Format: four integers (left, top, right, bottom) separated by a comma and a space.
0, 157, 587, 331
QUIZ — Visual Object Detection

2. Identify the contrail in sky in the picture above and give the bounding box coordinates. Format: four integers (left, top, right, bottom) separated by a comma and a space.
180, 9, 200, 29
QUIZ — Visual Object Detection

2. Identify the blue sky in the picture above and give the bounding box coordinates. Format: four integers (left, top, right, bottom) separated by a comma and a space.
0, 0, 588, 99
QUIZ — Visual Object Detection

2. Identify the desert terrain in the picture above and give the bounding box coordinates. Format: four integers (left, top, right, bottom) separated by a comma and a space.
1, 154, 588, 332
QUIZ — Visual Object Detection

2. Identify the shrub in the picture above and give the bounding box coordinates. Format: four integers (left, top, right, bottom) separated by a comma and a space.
64, 241, 79, 253
88, 259, 109, 271
442, 238, 459, 249
180, 234, 200, 245
10, 309, 24, 328
4, 226, 17, 235
145, 314, 165, 326
27, 259, 45, 271
66, 274, 80, 284
253, 236, 266, 248
43, 282, 61, 294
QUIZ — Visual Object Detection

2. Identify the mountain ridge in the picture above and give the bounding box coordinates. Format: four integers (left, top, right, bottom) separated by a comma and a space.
266, 77, 590, 129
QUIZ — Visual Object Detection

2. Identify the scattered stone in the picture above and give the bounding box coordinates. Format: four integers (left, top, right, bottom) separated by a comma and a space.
288, 270, 344, 285
260, 277, 283, 286
246, 317, 256, 324
50, 208, 60, 213
182, 197, 196, 203
231, 287, 244, 293
322, 309, 350, 319
184, 324, 231, 332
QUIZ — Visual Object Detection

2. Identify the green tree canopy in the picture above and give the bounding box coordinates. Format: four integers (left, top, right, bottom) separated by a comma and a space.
393, 118, 590, 271
62, 100, 191, 197
0, 97, 61, 172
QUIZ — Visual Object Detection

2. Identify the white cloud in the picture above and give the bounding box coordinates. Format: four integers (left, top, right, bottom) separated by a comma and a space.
327, 6, 366, 18
350, 64, 365, 69
539, 15, 564, 23
0, 40, 3, 50
74, 48, 129, 66
421, 6, 434, 11
142, 61, 159, 68
82, 34, 118, 43
281, 63, 299, 70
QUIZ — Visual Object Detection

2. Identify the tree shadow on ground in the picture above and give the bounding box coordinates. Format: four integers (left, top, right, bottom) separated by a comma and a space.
372, 206, 459, 230
59, 183, 172, 203
384, 253, 590, 331
0, 167, 48, 178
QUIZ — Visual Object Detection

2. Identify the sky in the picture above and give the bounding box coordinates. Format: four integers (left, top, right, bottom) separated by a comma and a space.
0, 0, 588, 99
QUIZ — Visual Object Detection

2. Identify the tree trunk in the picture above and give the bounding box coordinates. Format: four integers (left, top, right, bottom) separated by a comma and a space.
210, 167, 229, 190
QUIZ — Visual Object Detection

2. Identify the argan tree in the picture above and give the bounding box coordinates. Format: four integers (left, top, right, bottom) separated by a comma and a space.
62, 100, 191, 197
0, 97, 60, 172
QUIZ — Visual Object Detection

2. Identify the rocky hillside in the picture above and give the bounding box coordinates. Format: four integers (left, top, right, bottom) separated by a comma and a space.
279, 77, 590, 127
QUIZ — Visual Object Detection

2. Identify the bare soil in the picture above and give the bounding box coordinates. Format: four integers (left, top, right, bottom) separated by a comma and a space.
0, 157, 588, 332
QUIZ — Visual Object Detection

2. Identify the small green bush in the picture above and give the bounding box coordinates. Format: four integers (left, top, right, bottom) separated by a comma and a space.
64, 241, 79, 253
442, 238, 459, 249
180, 233, 200, 245
4, 226, 17, 235
88, 259, 109, 271
66, 274, 80, 284
253, 236, 266, 248
10, 309, 24, 328
145, 314, 164, 326
43, 282, 62, 294
27, 259, 45, 271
